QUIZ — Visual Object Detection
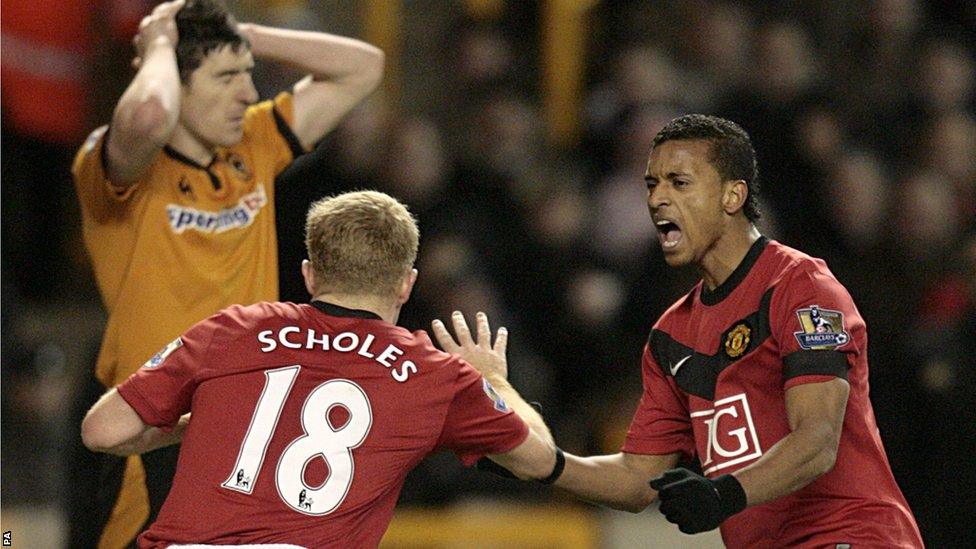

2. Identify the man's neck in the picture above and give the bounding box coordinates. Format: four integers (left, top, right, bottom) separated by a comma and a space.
311, 293, 400, 325
699, 225, 762, 291
169, 126, 216, 166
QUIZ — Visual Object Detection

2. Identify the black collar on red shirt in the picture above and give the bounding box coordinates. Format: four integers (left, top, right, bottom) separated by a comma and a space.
700, 236, 770, 306
311, 300, 382, 321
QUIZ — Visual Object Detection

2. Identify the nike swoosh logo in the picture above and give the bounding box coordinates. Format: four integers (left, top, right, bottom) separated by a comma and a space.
669, 355, 692, 376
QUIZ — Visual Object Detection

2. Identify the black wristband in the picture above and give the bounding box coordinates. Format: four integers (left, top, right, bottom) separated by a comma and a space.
712, 474, 748, 518
538, 447, 565, 485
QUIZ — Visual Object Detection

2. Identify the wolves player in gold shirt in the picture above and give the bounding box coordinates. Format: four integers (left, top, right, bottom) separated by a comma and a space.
70, 0, 384, 546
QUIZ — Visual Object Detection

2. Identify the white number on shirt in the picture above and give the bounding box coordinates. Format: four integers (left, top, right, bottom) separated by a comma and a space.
221, 365, 373, 516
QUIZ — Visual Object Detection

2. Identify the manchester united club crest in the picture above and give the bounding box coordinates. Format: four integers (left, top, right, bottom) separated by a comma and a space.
793, 305, 849, 350
724, 323, 751, 358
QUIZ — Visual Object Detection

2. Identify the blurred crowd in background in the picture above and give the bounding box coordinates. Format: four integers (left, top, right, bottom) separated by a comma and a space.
3, 0, 974, 546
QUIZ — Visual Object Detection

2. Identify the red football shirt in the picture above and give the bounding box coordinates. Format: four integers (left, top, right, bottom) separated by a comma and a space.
624, 238, 922, 548
117, 301, 529, 548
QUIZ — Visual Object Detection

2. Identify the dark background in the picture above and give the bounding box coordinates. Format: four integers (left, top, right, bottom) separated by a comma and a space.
3, 1, 974, 545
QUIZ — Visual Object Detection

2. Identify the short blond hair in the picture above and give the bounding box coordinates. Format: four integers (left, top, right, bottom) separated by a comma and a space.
305, 191, 419, 297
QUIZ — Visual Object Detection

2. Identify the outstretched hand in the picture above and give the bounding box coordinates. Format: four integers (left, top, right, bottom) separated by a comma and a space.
132, 0, 185, 69
431, 311, 508, 380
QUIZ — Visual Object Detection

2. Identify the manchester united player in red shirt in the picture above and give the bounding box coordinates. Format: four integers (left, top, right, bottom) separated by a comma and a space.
443, 115, 923, 548
81, 191, 562, 548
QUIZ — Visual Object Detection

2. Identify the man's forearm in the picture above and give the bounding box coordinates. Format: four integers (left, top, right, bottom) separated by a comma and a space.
108, 37, 181, 183
484, 374, 554, 447
238, 24, 383, 83
113, 36, 181, 140
101, 413, 189, 456
555, 453, 657, 513
733, 420, 839, 506
102, 423, 184, 456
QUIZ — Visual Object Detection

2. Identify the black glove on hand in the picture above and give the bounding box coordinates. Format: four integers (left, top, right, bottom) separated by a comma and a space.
649, 468, 747, 534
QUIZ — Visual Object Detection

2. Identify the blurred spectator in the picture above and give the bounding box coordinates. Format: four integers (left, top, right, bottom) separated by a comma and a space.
901, 233, 976, 546
827, 151, 891, 251
376, 116, 450, 208
718, 20, 826, 244
893, 170, 964, 265
830, 0, 922, 120
915, 37, 975, 114
921, 111, 976, 222
680, 2, 755, 109
584, 47, 683, 173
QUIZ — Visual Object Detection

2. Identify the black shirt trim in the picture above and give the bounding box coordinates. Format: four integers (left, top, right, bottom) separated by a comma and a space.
700, 236, 770, 306
311, 300, 382, 321
163, 145, 222, 191
783, 350, 850, 382
650, 286, 776, 400
100, 125, 112, 175
272, 106, 307, 160
163, 145, 209, 169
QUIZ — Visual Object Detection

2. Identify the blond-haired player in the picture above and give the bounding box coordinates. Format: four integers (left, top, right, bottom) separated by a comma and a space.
83, 191, 560, 548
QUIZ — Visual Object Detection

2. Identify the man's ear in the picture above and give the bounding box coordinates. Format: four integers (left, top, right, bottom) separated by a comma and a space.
398, 268, 418, 305
723, 180, 749, 215
301, 260, 317, 297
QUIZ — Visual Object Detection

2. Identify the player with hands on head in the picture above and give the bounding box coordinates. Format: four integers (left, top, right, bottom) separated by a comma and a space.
82, 191, 565, 548
71, 0, 385, 545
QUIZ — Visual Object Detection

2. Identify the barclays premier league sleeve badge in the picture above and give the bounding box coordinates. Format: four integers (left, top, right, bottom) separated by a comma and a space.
482, 378, 510, 412
143, 337, 184, 368
793, 305, 850, 350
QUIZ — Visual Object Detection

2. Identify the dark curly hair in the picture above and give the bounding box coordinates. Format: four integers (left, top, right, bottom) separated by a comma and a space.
652, 114, 761, 222
175, 0, 248, 83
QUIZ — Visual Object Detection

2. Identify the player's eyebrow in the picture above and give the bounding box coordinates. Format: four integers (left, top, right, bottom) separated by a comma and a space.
215, 64, 255, 77
644, 170, 691, 182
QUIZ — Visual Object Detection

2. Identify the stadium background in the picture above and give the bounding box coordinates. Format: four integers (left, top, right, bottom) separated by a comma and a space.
2, 0, 974, 546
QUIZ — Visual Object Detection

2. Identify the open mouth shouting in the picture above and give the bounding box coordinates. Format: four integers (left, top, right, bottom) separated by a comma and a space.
655, 218, 683, 250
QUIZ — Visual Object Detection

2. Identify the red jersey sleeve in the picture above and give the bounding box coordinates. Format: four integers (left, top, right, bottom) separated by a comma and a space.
770, 262, 863, 389
622, 344, 695, 458
436, 361, 530, 467
116, 318, 215, 428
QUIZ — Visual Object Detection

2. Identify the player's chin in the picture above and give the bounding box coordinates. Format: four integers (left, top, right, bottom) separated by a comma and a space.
660, 246, 692, 267
217, 129, 244, 148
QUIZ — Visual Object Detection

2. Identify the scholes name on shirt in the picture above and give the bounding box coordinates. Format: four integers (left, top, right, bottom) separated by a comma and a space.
257, 327, 417, 382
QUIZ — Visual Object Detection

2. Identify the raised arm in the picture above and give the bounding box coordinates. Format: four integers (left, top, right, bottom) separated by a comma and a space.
237, 23, 384, 149
431, 311, 675, 510
431, 312, 553, 447
81, 388, 188, 456
106, 0, 184, 185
